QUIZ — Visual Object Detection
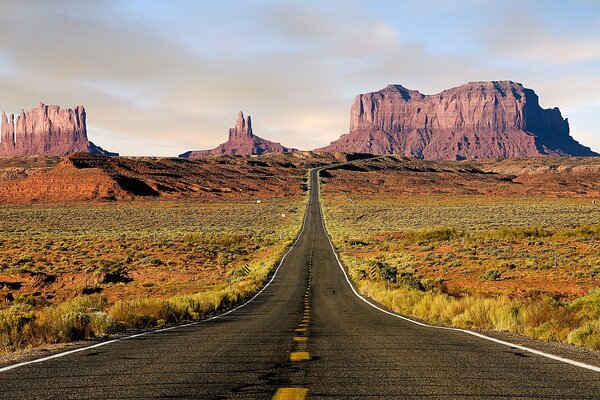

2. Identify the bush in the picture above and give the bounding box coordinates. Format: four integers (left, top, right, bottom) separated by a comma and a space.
0, 309, 35, 351
398, 272, 425, 291
136, 256, 164, 266
56, 312, 91, 341
108, 299, 172, 329
90, 312, 123, 336
380, 264, 397, 283
568, 321, 600, 350
480, 268, 501, 281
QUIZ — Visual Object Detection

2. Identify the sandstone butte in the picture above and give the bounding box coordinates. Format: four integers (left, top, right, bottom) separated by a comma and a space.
180, 111, 296, 157
0, 103, 116, 157
316, 81, 598, 160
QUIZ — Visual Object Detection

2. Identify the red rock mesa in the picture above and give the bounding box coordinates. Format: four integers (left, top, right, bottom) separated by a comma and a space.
317, 81, 597, 159
0, 103, 116, 157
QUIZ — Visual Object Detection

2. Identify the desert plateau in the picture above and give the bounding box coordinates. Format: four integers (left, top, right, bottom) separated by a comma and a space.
0, 1, 599, 399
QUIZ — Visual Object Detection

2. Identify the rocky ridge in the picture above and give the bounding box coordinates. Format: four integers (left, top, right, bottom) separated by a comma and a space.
317, 81, 597, 159
180, 111, 296, 157
0, 103, 116, 157
0, 152, 343, 203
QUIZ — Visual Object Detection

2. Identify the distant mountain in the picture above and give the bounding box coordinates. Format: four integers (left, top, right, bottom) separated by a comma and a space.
180, 112, 296, 157
0, 103, 117, 157
316, 81, 597, 159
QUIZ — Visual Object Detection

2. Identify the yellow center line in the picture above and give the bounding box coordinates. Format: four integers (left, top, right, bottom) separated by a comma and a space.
295, 327, 306, 332
290, 351, 311, 361
272, 388, 308, 400
293, 336, 308, 342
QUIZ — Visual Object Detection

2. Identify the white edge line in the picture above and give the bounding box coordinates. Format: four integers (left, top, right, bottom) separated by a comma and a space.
0, 196, 311, 373
315, 169, 600, 374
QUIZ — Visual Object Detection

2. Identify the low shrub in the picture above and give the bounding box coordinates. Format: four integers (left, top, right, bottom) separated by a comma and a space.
0, 309, 35, 352
480, 268, 501, 281
568, 321, 600, 350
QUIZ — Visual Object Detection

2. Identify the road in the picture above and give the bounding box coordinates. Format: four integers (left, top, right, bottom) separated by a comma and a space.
0, 169, 599, 399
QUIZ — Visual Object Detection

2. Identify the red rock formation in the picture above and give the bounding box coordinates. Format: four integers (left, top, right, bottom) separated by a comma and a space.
0, 103, 116, 157
317, 81, 598, 159
180, 111, 296, 157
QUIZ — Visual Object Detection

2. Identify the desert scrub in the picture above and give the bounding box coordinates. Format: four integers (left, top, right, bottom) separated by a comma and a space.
0, 199, 304, 353
0, 200, 305, 278
0, 246, 285, 353
356, 279, 599, 350
0, 206, 299, 352
321, 193, 600, 350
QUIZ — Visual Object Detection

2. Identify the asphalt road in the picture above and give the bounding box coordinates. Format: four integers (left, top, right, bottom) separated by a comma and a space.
0, 169, 598, 399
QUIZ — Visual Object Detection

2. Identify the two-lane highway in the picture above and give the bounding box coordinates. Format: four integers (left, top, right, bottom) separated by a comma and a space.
0, 168, 598, 399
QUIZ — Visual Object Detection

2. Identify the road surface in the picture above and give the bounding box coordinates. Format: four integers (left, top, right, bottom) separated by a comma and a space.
0, 169, 598, 399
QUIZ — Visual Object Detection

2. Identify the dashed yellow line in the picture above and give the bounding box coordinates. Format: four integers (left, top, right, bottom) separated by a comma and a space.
290, 351, 311, 361
295, 327, 306, 332
272, 387, 308, 400
293, 336, 308, 342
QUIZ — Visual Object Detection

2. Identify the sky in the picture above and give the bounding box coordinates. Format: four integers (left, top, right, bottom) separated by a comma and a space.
0, 0, 599, 156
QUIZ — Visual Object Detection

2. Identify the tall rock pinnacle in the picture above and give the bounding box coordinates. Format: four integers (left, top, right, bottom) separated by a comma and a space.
229, 111, 253, 140
0, 112, 15, 152
180, 111, 296, 157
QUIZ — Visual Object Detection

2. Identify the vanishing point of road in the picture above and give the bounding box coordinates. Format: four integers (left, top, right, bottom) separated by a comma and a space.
0, 168, 598, 399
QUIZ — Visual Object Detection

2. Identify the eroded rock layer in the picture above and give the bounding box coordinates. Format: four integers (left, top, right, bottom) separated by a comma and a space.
317, 81, 597, 159
0, 103, 116, 157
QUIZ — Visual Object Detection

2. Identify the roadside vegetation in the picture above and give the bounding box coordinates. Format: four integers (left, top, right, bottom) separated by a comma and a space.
0, 200, 305, 353
321, 194, 600, 350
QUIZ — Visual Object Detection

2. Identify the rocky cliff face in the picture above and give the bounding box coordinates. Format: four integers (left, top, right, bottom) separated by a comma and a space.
180, 111, 296, 157
317, 81, 598, 159
0, 103, 116, 157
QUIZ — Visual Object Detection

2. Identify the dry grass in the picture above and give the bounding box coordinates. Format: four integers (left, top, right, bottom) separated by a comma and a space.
322, 193, 600, 350
0, 199, 306, 353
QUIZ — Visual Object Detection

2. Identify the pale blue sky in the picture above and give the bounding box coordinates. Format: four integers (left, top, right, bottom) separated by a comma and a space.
0, 0, 599, 155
